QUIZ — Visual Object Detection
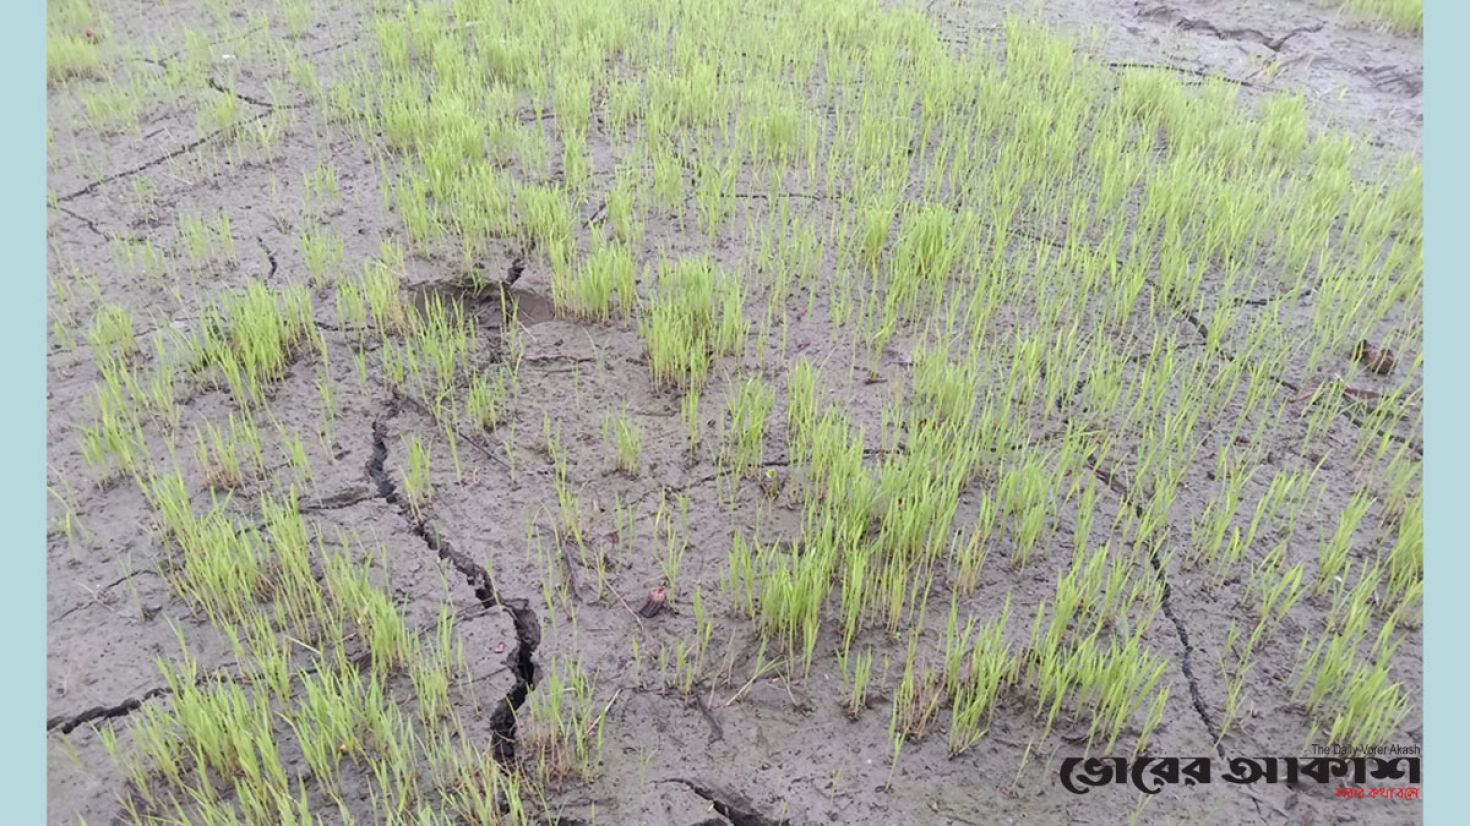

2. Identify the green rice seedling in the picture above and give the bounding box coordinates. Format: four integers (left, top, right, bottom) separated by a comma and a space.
86, 304, 137, 365
397, 292, 476, 417
557, 243, 636, 321
282, 428, 317, 492
784, 358, 818, 462
681, 386, 702, 452
325, 547, 415, 676
176, 211, 236, 268
1318, 0, 1421, 34
409, 606, 457, 725
542, 414, 570, 485
947, 597, 1017, 755
1315, 490, 1373, 596
524, 656, 607, 786
606, 175, 644, 244
401, 435, 433, 520
639, 255, 735, 390
79, 77, 144, 134
47, 33, 102, 83
910, 346, 979, 426
602, 407, 642, 476
300, 228, 347, 287
562, 127, 593, 198
517, 183, 576, 269
858, 193, 898, 272
304, 161, 339, 207
465, 369, 509, 431
724, 531, 759, 621
889, 630, 944, 741
843, 647, 874, 719
655, 495, 693, 598
194, 281, 314, 406
721, 376, 776, 481
1384, 497, 1422, 622
1295, 608, 1412, 751
280, 0, 312, 38
193, 413, 264, 490
79, 378, 148, 480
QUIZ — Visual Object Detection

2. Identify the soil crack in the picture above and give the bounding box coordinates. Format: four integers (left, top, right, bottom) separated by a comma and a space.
658, 778, 790, 826
1140, 6, 1324, 52
1085, 458, 1227, 760
257, 236, 278, 280
47, 687, 170, 734
208, 75, 304, 110
367, 408, 540, 762
58, 112, 272, 202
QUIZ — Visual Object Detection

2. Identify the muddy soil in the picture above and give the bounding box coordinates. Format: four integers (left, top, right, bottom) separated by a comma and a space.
46, 0, 1421, 824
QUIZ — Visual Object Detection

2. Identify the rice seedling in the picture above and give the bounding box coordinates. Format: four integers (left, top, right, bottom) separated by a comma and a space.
602, 408, 642, 476
47, 28, 103, 84
86, 303, 137, 365
556, 243, 636, 322
401, 435, 433, 520
721, 376, 776, 482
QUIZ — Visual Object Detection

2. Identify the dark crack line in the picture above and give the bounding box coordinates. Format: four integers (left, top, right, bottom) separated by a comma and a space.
257, 236, 278, 279
1149, 280, 1423, 457
299, 486, 375, 512
505, 254, 525, 286
1159, 9, 1325, 52
208, 75, 305, 110
48, 204, 124, 243
658, 778, 789, 826
694, 691, 725, 744
1085, 457, 1227, 760
367, 406, 539, 763
47, 688, 171, 733
57, 112, 272, 202
1105, 61, 1256, 87
1233, 285, 1315, 307
51, 569, 163, 623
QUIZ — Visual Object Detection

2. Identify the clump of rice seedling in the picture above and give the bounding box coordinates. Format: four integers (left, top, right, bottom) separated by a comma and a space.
842, 647, 875, 719
193, 413, 265, 490
556, 242, 637, 321
86, 304, 137, 365
517, 183, 576, 272
1315, 490, 1373, 596
466, 369, 510, 431
300, 227, 347, 287
722, 375, 776, 480
638, 255, 738, 390
47, 33, 102, 83
193, 281, 315, 406
603, 408, 642, 475
523, 656, 608, 786
401, 435, 433, 519
1317, 0, 1421, 34
176, 210, 236, 268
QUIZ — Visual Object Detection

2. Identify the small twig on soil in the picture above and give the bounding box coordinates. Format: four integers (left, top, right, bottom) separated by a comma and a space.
606, 581, 646, 634
583, 687, 622, 741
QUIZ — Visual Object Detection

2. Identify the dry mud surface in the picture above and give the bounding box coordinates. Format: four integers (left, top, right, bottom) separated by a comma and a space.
46, 0, 1422, 824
